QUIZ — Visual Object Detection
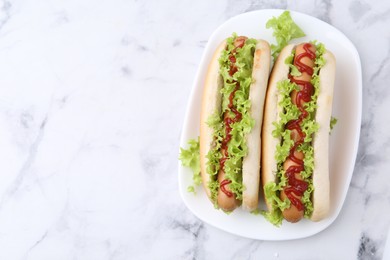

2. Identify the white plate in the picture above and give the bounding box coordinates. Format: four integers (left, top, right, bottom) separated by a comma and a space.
178, 9, 362, 240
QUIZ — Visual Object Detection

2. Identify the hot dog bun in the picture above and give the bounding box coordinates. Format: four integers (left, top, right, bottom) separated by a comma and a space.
200, 36, 270, 212
262, 44, 294, 211
200, 41, 226, 200
262, 43, 336, 224
311, 50, 335, 221
242, 40, 271, 211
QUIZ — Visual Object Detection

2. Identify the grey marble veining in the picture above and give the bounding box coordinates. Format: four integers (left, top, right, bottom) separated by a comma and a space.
0, 0, 388, 259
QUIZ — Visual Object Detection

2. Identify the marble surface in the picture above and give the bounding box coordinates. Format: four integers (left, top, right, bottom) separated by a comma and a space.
0, 0, 388, 259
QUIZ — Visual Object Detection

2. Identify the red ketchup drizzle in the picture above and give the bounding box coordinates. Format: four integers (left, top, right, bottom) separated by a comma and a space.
218, 37, 246, 197
220, 179, 233, 197
284, 43, 315, 211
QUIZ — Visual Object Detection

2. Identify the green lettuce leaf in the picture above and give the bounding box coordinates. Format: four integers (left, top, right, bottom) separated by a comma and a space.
285, 51, 301, 76
179, 138, 201, 194
275, 129, 294, 162
250, 208, 261, 215
266, 10, 306, 60
330, 116, 338, 132
206, 111, 223, 204
262, 182, 290, 226
302, 180, 314, 218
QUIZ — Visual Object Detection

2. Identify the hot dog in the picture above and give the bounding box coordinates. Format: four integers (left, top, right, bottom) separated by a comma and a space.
200, 34, 271, 212
262, 42, 336, 224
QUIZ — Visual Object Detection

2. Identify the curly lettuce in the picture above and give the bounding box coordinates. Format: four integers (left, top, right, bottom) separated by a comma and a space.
330, 116, 338, 132
266, 11, 306, 60
179, 138, 201, 193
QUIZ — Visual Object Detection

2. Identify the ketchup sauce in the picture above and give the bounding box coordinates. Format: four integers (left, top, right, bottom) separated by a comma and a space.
283, 43, 316, 210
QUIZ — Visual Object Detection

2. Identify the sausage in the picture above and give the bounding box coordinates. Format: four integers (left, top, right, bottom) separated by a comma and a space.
217, 165, 240, 211
281, 150, 304, 222
281, 43, 316, 223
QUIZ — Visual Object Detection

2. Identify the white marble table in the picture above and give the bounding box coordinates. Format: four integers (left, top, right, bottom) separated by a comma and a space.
0, 0, 388, 259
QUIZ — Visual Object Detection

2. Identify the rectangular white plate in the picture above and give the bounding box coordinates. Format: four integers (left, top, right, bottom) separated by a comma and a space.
178, 9, 362, 240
